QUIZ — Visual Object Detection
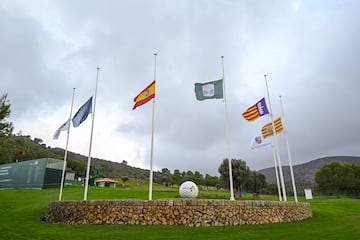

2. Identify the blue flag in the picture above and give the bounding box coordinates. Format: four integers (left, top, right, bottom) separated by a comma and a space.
72, 96, 92, 127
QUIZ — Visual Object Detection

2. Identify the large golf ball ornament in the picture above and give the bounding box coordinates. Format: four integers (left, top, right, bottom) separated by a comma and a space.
179, 181, 198, 198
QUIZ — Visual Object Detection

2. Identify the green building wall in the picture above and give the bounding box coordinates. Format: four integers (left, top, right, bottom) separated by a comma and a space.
0, 158, 63, 189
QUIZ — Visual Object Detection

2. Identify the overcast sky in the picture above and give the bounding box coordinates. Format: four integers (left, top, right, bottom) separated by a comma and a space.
1, 0, 360, 176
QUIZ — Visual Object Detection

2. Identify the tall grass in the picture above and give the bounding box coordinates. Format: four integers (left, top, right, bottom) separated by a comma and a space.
0, 186, 359, 240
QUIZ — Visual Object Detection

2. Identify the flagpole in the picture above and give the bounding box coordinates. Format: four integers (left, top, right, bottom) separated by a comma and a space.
279, 95, 298, 202
84, 67, 100, 201
264, 74, 287, 201
58, 88, 75, 201
148, 53, 157, 201
271, 141, 282, 201
221, 56, 235, 201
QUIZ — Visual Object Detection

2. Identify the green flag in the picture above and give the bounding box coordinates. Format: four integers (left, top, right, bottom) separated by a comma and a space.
194, 79, 223, 101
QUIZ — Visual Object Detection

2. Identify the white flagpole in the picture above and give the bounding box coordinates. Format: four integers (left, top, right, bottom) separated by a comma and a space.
264, 74, 287, 201
221, 56, 235, 201
148, 53, 157, 201
279, 95, 298, 202
84, 67, 100, 201
262, 86, 281, 201
271, 141, 282, 201
58, 88, 75, 201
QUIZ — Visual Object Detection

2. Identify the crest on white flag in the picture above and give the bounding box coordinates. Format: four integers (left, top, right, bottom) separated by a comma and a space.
249, 135, 271, 149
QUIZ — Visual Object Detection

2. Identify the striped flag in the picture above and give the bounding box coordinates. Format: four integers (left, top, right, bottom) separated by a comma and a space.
242, 98, 269, 122
133, 80, 156, 110
262, 117, 284, 138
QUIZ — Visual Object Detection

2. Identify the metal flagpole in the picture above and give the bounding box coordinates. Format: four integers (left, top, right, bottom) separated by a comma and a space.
279, 95, 298, 202
148, 53, 157, 201
59, 88, 75, 201
262, 84, 281, 201
264, 74, 287, 201
84, 67, 100, 201
221, 56, 235, 200
271, 141, 282, 201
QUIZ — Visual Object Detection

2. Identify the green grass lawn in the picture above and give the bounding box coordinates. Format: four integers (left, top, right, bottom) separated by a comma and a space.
0, 186, 359, 240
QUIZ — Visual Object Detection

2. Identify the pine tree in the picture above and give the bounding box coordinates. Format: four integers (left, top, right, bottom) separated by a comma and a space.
0, 94, 13, 137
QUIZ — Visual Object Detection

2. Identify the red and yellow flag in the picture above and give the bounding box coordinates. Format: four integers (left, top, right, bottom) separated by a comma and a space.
261, 117, 284, 138
242, 97, 269, 122
132, 80, 156, 110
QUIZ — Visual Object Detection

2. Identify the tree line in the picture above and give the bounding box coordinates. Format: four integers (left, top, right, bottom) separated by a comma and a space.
155, 159, 267, 197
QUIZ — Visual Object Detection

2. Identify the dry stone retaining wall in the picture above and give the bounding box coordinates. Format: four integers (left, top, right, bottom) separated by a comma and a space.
46, 199, 312, 227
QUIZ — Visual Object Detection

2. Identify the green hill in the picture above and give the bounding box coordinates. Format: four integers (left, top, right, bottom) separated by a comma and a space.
0, 135, 215, 187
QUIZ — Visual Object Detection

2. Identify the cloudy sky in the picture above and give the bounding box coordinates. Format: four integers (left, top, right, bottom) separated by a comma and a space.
1, 0, 360, 176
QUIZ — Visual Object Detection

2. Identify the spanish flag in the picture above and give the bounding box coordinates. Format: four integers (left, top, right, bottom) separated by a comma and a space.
132, 80, 156, 110
261, 117, 284, 138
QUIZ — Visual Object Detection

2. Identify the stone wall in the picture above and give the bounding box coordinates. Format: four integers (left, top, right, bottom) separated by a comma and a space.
45, 199, 312, 227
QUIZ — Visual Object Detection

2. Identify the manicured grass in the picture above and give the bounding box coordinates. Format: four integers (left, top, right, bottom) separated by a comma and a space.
0, 186, 359, 240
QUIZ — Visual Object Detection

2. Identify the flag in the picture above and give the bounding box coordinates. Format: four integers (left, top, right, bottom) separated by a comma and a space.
249, 135, 271, 149
132, 80, 156, 110
72, 96, 93, 127
53, 118, 70, 140
261, 117, 284, 138
242, 98, 269, 122
194, 79, 223, 101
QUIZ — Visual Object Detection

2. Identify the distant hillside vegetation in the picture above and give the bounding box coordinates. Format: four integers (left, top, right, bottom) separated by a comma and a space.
258, 156, 360, 189
0, 135, 157, 181
49, 147, 150, 180
0, 135, 216, 186
3, 135, 359, 191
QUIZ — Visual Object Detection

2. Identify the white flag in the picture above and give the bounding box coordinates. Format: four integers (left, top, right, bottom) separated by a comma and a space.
53, 118, 70, 140
249, 135, 271, 149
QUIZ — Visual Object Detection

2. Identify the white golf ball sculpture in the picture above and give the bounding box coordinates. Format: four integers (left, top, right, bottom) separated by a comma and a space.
179, 181, 198, 198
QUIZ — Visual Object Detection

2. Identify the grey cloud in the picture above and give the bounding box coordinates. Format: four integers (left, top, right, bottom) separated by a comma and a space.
1, 0, 360, 176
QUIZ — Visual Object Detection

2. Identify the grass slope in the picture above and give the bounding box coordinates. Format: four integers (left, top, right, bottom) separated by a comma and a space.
0, 186, 359, 240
